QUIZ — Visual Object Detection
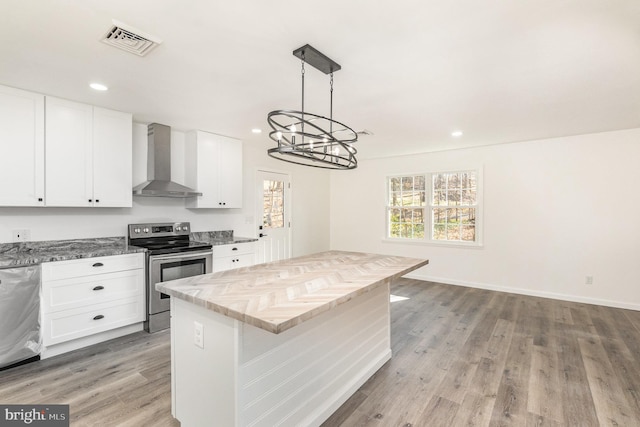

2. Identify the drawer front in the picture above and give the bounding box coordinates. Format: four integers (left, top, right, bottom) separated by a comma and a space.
212, 253, 254, 273
42, 269, 144, 313
42, 253, 144, 281
43, 297, 144, 346
211, 242, 255, 258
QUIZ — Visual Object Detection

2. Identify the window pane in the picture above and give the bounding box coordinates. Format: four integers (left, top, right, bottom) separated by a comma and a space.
468, 173, 477, 189
432, 190, 442, 206
433, 174, 445, 190
433, 224, 446, 240
390, 177, 401, 192
448, 173, 461, 189
461, 190, 476, 205
446, 208, 459, 224
446, 225, 460, 240
402, 176, 413, 190
433, 208, 446, 224
415, 175, 425, 190
461, 226, 475, 241
461, 172, 475, 189
460, 208, 476, 224
390, 191, 401, 207
390, 222, 401, 238
263, 180, 284, 228
415, 223, 425, 238
448, 190, 461, 206
390, 208, 400, 221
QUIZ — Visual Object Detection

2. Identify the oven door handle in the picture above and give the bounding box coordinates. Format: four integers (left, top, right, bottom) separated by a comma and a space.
149, 251, 213, 261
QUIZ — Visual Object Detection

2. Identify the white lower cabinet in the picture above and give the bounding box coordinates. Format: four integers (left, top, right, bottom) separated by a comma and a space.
212, 242, 255, 272
41, 253, 145, 358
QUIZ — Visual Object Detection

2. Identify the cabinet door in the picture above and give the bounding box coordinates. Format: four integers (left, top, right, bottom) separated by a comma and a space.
45, 97, 93, 207
217, 137, 243, 208
185, 130, 219, 208
0, 85, 45, 206
93, 107, 133, 207
185, 131, 243, 209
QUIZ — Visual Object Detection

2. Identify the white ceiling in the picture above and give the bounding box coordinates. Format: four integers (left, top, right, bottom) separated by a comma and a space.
1, 0, 639, 159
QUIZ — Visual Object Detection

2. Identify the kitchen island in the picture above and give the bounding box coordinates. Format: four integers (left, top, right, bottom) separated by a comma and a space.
157, 250, 428, 427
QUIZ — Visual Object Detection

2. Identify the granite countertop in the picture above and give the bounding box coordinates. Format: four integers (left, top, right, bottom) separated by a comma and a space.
0, 237, 146, 268
156, 250, 429, 334
190, 231, 258, 246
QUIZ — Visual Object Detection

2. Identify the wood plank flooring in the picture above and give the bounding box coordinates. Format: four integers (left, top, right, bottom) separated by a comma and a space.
2, 278, 640, 426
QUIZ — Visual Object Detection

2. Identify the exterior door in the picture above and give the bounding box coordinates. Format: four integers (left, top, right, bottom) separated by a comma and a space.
255, 170, 291, 264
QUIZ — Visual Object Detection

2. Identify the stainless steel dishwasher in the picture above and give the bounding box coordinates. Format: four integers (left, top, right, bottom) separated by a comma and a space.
0, 265, 42, 370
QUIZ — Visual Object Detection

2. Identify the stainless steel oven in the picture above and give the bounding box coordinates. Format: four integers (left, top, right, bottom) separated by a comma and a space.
129, 222, 212, 333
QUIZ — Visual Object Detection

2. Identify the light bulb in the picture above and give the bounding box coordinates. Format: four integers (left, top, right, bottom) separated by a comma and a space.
322, 137, 328, 143
290, 124, 297, 133
309, 140, 314, 149
276, 131, 282, 141
333, 146, 340, 156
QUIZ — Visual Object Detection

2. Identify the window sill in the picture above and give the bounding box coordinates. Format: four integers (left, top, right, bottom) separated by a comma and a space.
381, 238, 484, 249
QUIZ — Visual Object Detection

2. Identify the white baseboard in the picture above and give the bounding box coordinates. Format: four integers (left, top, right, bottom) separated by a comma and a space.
404, 272, 640, 312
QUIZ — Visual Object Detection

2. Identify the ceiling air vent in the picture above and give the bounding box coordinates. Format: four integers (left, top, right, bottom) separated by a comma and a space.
101, 20, 162, 57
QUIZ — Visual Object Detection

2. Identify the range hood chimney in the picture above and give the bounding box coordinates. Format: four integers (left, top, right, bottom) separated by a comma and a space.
132, 123, 202, 198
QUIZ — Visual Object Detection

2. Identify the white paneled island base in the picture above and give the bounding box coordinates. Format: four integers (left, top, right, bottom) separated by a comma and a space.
159, 251, 429, 426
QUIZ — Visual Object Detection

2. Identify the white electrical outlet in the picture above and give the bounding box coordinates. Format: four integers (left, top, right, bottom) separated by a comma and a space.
585, 276, 593, 285
194, 321, 204, 348
12, 229, 31, 242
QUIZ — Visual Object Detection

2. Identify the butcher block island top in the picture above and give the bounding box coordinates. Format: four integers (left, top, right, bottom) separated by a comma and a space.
156, 250, 428, 334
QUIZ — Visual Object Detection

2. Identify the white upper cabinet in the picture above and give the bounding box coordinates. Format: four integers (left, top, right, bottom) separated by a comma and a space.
45, 97, 132, 207
92, 107, 133, 207
0, 85, 45, 206
45, 97, 94, 206
185, 130, 243, 209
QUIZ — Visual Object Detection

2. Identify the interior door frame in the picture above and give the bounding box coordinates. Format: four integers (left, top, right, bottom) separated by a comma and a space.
255, 168, 292, 261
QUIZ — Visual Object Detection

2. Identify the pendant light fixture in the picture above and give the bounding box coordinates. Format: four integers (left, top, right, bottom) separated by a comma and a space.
267, 44, 358, 170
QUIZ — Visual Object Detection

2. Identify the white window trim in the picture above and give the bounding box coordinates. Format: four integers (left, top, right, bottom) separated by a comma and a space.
384, 167, 483, 248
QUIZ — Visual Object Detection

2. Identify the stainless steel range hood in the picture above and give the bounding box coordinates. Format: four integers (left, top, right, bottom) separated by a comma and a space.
132, 123, 202, 198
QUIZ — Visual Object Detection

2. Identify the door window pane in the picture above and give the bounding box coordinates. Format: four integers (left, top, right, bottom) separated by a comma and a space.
263, 180, 284, 228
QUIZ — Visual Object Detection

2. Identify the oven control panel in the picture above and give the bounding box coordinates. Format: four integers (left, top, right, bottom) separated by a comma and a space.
128, 222, 191, 238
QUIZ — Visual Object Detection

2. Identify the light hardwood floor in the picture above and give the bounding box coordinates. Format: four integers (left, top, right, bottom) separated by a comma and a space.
2, 278, 640, 426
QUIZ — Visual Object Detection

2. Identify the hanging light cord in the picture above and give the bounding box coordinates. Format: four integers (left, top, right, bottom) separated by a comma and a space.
301, 53, 305, 144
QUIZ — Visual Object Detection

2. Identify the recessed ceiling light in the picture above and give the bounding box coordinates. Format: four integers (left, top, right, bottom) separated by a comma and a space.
251, 128, 262, 134
451, 130, 463, 137
89, 82, 108, 91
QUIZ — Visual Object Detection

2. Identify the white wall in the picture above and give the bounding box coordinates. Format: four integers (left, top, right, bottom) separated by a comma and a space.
330, 128, 640, 310
0, 124, 330, 257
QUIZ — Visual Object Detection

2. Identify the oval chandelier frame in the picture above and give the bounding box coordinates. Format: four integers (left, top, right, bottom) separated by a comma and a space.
267, 109, 358, 170
266, 44, 358, 170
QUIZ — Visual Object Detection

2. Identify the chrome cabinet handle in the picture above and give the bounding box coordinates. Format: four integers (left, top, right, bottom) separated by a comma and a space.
259, 233, 268, 237
93, 314, 104, 320
92, 262, 104, 267
93, 285, 104, 291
